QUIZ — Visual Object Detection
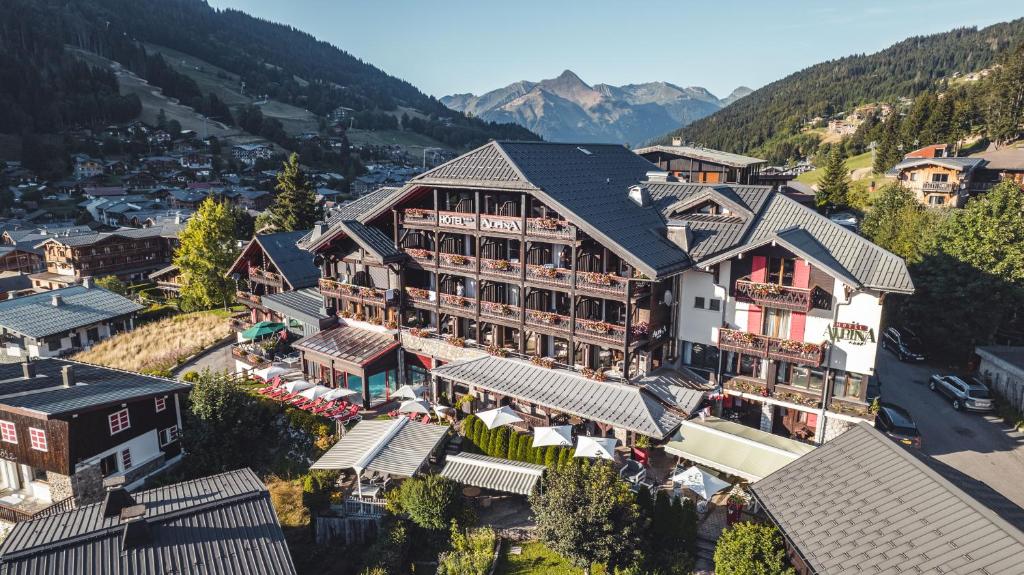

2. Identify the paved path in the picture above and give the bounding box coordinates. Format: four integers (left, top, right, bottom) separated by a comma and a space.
175, 339, 236, 378
876, 350, 1024, 509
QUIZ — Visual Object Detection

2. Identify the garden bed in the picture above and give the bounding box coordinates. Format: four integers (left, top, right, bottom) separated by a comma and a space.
496, 541, 607, 575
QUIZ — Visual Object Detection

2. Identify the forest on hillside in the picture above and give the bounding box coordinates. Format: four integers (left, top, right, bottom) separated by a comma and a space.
663, 19, 1024, 163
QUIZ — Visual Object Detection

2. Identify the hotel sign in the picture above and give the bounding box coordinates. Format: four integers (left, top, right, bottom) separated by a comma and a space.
438, 213, 476, 229
825, 322, 876, 345
480, 216, 521, 233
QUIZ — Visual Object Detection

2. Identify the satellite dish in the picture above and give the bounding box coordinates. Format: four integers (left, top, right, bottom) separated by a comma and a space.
312, 254, 324, 267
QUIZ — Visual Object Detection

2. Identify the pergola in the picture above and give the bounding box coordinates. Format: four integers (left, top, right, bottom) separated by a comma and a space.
440, 453, 545, 496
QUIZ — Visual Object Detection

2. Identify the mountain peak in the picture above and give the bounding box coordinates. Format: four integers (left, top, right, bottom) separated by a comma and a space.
723, 86, 753, 105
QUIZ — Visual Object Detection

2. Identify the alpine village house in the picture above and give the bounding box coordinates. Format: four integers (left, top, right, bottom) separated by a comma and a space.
284, 141, 912, 447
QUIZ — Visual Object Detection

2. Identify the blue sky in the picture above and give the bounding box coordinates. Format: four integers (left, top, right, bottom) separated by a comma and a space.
207, 0, 1022, 99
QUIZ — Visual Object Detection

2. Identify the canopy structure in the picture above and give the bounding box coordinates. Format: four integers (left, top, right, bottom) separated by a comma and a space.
663, 416, 815, 482
252, 365, 290, 381
392, 384, 424, 400
532, 425, 573, 448
399, 399, 431, 414
440, 453, 546, 496
322, 387, 360, 402
311, 418, 449, 477
298, 385, 332, 401
673, 465, 732, 500
477, 406, 523, 430
575, 436, 618, 460
241, 321, 286, 341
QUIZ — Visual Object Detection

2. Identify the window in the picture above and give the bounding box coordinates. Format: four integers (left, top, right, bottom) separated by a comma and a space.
28, 428, 47, 452
708, 298, 721, 312
86, 328, 99, 342
766, 257, 796, 286
121, 449, 133, 470
0, 421, 16, 444
928, 195, 945, 205
931, 173, 949, 182
99, 453, 118, 477
909, 172, 918, 181
154, 397, 166, 413
763, 308, 791, 338
30, 467, 47, 483
159, 426, 179, 446
47, 338, 61, 352
832, 370, 863, 399
776, 362, 825, 392
694, 296, 705, 309
108, 409, 131, 435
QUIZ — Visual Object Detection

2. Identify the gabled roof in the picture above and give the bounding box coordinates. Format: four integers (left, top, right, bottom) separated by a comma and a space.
293, 326, 399, 369
970, 146, 1024, 171
633, 145, 767, 168
298, 186, 403, 251
229, 231, 320, 290
751, 423, 1024, 575
336, 221, 403, 263
892, 156, 986, 173
431, 355, 682, 439
0, 286, 142, 339
262, 287, 332, 327
0, 468, 296, 575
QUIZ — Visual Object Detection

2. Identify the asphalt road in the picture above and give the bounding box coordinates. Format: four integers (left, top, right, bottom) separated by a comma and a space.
876, 350, 1024, 509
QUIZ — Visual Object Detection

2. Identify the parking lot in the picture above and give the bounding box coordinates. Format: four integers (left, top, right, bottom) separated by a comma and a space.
876, 349, 1024, 510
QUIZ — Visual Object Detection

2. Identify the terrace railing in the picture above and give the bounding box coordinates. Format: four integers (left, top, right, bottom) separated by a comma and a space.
734, 278, 813, 312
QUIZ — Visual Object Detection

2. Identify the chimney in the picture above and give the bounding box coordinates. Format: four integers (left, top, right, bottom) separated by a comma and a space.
644, 170, 676, 183
313, 222, 328, 239
628, 185, 652, 207
51, 294, 63, 307
61, 365, 76, 387
667, 223, 694, 252
102, 475, 136, 518
119, 504, 150, 551
22, 360, 35, 380
671, 137, 683, 147
82, 276, 93, 289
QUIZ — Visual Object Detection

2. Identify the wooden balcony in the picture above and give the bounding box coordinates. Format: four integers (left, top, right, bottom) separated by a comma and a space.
404, 248, 435, 268
235, 290, 262, 306
437, 210, 477, 230
231, 345, 271, 368
438, 293, 477, 316
524, 310, 572, 335
438, 253, 477, 274
320, 279, 385, 305
478, 258, 522, 281
734, 278, 813, 312
575, 271, 628, 297
922, 181, 953, 193
718, 328, 825, 366
525, 264, 573, 290
248, 266, 284, 288
0, 495, 75, 525
401, 209, 577, 241
526, 217, 576, 241
479, 301, 522, 323
404, 288, 435, 307
574, 319, 627, 346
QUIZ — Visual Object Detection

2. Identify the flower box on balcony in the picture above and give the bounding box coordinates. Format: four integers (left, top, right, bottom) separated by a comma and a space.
530, 355, 554, 369
444, 335, 465, 348
533, 217, 562, 230
441, 253, 469, 266
631, 321, 650, 338
406, 248, 432, 259
530, 265, 561, 279
406, 288, 429, 299
405, 208, 432, 218
579, 271, 617, 286
533, 311, 559, 324
441, 294, 469, 307
481, 302, 514, 316
485, 344, 509, 358
482, 258, 513, 272
580, 367, 607, 381
578, 319, 612, 334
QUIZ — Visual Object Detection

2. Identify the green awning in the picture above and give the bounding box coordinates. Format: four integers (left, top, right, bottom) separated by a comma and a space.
241, 321, 286, 341
664, 416, 816, 482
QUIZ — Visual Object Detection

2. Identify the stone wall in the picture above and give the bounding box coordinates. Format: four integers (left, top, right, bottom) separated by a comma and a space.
69, 463, 105, 505
821, 415, 857, 443
46, 471, 74, 502
124, 454, 166, 486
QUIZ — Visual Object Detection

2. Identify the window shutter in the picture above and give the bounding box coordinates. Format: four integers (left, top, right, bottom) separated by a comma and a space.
790, 311, 807, 341
750, 255, 767, 282
793, 259, 810, 288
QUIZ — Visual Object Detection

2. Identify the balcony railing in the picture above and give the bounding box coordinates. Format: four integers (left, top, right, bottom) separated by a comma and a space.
734, 278, 813, 312
231, 345, 271, 368
478, 258, 522, 280
438, 293, 477, 315
526, 264, 573, 289
404, 288, 435, 306
320, 279, 386, 305
0, 495, 76, 524
229, 316, 250, 332
922, 181, 953, 193
235, 290, 262, 306
525, 310, 572, 334
401, 209, 576, 240
248, 266, 284, 288
437, 210, 477, 230
718, 328, 825, 366
575, 271, 628, 297
526, 217, 576, 240
479, 301, 522, 322
404, 248, 435, 267
574, 319, 627, 346
401, 208, 437, 225
438, 253, 477, 273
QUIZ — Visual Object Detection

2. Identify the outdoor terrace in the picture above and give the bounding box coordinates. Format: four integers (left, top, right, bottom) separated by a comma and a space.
734, 277, 813, 312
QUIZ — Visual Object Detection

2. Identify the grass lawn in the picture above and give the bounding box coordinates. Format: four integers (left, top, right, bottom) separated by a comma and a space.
75, 311, 232, 374
796, 150, 874, 185
496, 542, 608, 575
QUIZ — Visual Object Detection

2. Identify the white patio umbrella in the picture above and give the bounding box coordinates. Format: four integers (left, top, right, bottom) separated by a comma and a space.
282, 380, 313, 394
672, 466, 731, 500
532, 425, 573, 448
398, 398, 431, 414
433, 405, 453, 417
574, 436, 618, 460
321, 387, 360, 402
253, 365, 289, 380
297, 385, 332, 401
392, 384, 424, 400
477, 406, 523, 429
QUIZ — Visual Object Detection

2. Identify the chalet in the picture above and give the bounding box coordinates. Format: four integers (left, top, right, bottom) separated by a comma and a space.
31, 224, 182, 286
0, 284, 141, 358
970, 146, 1024, 189
0, 246, 42, 274
232, 143, 273, 166
0, 273, 32, 300
72, 156, 104, 181
635, 137, 768, 185
889, 156, 987, 207
147, 264, 181, 297
0, 359, 187, 526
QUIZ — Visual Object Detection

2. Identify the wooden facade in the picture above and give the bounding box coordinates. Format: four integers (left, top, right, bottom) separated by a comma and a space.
41, 235, 176, 281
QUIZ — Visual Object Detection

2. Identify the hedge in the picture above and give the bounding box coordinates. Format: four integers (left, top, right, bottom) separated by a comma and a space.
461, 414, 575, 467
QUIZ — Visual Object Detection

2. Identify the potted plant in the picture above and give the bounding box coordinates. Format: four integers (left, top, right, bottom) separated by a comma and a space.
530, 355, 554, 369
631, 322, 650, 338
406, 287, 429, 299
442, 253, 469, 266
485, 344, 508, 358
406, 248, 431, 259
533, 216, 561, 230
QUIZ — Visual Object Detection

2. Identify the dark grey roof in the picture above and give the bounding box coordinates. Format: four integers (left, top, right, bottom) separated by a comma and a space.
0, 273, 32, 294
975, 346, 1024, 373
311, 418, 449, 476
633, 145, 768, 168
893, 157, 986, 172
262, 287, 331, 326
431, 355, 682, 439
751, 423, 1024, 575
294, 326, 398, 367
298, 187, 403, 250
0, 359, 189, 416
637, 367, 713, 416
32, 224, 182, 249
0, 468, 297, 575
337, 221, 403, 262
252, 231, 320, 289
970, 147, 1024, 171
0, 286, 143, 338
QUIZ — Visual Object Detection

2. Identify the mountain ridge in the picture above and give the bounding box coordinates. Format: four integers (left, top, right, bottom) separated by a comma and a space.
442, 70, 747, 145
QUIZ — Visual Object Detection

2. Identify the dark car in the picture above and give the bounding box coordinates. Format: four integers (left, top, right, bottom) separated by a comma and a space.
881, 326, 925, 361
928, 375, 994, 412
875, 403, 921, 448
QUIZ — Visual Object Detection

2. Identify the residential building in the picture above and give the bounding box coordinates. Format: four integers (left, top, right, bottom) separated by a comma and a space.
228, 230, 322, 321
0, 272, 33, 300
0, 468, 296, 574
889, 156, 987, 207
147, 264, 182, 297
970, 146, 1024, 189
0, 359, 188, 526
751, 423, 1024, 575
904, 143, 949, 159
634, 137, 768, 185
30, 224, 182, 288
232, 143, 273, 166
975, 346, 1024, 416
72, 155, 104, 181
0, 246, 41, 274
0, 284, 141, 358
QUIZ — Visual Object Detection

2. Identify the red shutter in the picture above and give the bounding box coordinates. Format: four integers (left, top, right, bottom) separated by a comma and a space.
751, 256, 767, 282
806, 413, 818, 428
789, 260, 810, 341
793, 259, 810, 288
789, 311, 806, 341
747, 305, 763, 335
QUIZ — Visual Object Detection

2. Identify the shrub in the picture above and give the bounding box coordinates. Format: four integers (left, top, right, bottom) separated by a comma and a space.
714, 522, 794, 575
182, 370, 201, 383
266, 476, 309, 528
437, 524, 497, 575
493, 427, 510, 460
544, 446, 558, 467
394, 474, 461, 530
508, 432, 521, 460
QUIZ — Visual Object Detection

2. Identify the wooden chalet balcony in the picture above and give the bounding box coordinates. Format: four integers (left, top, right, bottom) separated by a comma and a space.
235, 290, 262, 306
479, 301, 521, 322
734, 278, 813, 312
718, 328, 825, 366
400, 209, 577, 241
438, 253, 477, 273
404, 288, 434, 307
231, 345, 271, 368
525, 264, 573, 289
248, 266, 284, 288
478, 258, 522, 280
438, 293, 477, 315
922, 181, 953, 193
404, 248, 435, 267
526, 217, 576, 241
574, 319, 627, 346
575, 271, 628, 297
524, 310, 572, 335
0, 495, 75, 525
319, 278, 385, 305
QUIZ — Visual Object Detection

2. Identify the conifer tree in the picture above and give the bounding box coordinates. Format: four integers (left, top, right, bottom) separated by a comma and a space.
258, 153, 322, 232
816, 147, 850, 211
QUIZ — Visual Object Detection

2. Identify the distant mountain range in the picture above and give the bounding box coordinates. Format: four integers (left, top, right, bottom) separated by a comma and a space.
441, 70, 750, 145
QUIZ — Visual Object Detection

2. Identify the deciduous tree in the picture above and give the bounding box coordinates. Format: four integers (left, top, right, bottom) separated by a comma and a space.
394, 474, 461, 531
714, 522, 794, 575
174, 198, 239, 311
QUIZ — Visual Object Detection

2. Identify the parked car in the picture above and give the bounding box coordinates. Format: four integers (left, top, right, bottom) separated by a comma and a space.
928, 375, 994, 412
874, 403, 921, 448
881, 326, 925, 362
